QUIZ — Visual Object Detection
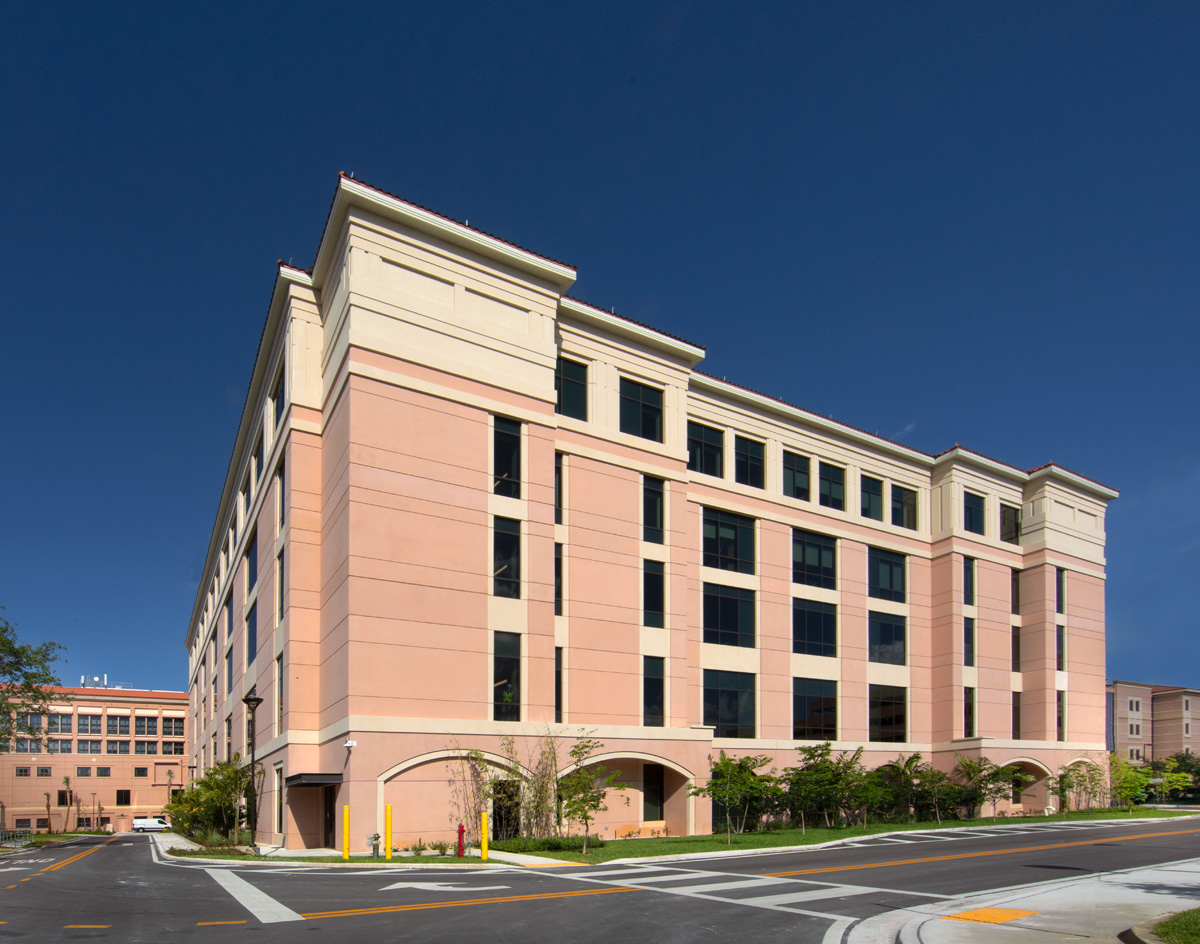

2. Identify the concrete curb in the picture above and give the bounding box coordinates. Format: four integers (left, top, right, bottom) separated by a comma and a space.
1124, 914, 1173, 944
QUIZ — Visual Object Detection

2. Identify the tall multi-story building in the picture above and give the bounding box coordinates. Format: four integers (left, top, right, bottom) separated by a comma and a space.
185, 174, 1117, 851
1107, 679, 1197, 763
0, 685, 187, 833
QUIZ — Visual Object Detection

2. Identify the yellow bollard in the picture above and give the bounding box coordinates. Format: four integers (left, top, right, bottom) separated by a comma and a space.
385, 804, 393, 861
343, 805, 350, 861
481, 811, 488, 861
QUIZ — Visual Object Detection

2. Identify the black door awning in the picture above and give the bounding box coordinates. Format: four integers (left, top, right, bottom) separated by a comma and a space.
284, 773, 344, 787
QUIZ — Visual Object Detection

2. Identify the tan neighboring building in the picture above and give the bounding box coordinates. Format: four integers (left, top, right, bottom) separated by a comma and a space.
1107, 679, 1197, 763
186, 174, 1118, 852
1, 686, 187, 833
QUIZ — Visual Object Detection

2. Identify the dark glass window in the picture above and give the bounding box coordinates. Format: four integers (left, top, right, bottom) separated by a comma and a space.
1011, 691, 1022, 739
493, 517, 521, 598
271, 368, 286, 427
963, 617, 975, 667
116, 790, 131, 806
1011, 569, 1021, 615
868, 612, 906, 665
554, 543, 563, 616
107, 716, 129, 736
964, 492, 985, 534
734, 436, 764, 488
1056, 568, 1065, 614
554, 647, 562, 724
869, 685, 906, 742
494, 632, 520, 723
703, 584, 755, 648
964, 687, 975, 738
702, 508, 755, 574
1057, 625, 1066, 671
792, 600, 836, 658
643, 763, 665, 820
1011, 627, 1021, 672
1056, 690, 1066, 741
792, 529, 836, 589
703, 670, 755, 739
554, 453, 563, 524
246, 533, 258, 590
643, 476, 664, 544
643, 656, 664, 727
619, 378, 662, 442
793, 678, 837, 740
555, 357, 587, 420
687, 422, 723, 477
891, 485, 917, 529
1000, 503, 1022, 544
868, 548, 906, 602
493, 418, 521, 498
783, 450, 810, 501
963, 557, 975, 606
819, 463, 845, 510
247, 603, 257, 665
861, 475, 883, 520
644, 560, 665, 628
135, 718, 157, 736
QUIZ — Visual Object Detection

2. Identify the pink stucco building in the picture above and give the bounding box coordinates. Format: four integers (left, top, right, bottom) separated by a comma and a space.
185, 174, 1117, 851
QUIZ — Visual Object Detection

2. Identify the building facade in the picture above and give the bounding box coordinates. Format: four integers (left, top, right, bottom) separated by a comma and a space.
185, 174, 1117, 851
0, 686, 187, 833
1107, 679, 1197, 763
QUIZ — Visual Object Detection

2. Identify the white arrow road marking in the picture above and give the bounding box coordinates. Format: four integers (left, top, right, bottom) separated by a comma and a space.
379, 881, 511, 892
0, 867, 29, 873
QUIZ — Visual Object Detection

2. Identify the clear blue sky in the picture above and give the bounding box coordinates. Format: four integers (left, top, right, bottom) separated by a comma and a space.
2, 3, 1196, 693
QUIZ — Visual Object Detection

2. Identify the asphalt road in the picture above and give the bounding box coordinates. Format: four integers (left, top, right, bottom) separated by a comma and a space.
2, 818, 1198, 943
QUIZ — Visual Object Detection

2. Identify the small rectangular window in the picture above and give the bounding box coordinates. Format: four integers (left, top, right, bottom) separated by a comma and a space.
643, 762, 665, 820
963, 557, 975, 606
493, 517, 521, 598
819, 463, 845, 510
792, 600, 836, 658
860, 475, 883, 520
135, 718, 158, 736
703, 584, 755, 648
15, 767, 30, 778
554, 544, 563, 616
107, 716, 130, 736
891, 485, 917, 529
134, 767, 148, 778
868, 548, 906, 602
643, 560, 664, 628
703, 670, 755, 738
76, 767, 91, 777
554, 647, 563, 724
964, 492, 985, 535
1056, 626, 1066, 671
1056, 568, 1066, 614
554, 453, 563, 525
116, 790, 131, 806
734, 436, 764, 488
643, 656, 664, 727
963, 687, 975, 738
97, 767, 110, 777
36, 766, 51, 777
1057, 690, 1066, 741
793, 678, 837, 740
554, 357, 588, 420
493, 632, 520, 723
869, 685, 906, 742
793, 529, 836, 589
687, 422, 724, 477
1012, 691, 1022, 739
783, 451, 810, 501
1011, 569, 1021, 615
1011, 627, 1021, 672
619, 378, 663, 442
963, 618, 975, 667
642, 476, 664, 544
493, 418, 521, 498
868, 612, 906, 665
1000, 503, 1022, 544
702, 508, 755, 574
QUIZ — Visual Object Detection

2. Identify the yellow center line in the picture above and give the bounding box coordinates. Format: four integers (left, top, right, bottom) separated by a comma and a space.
301, 885, 637, 920
40, 837, 117, 874
760, 827, 1200, 878
198, 920, 247, 926
65, 925, 111, 929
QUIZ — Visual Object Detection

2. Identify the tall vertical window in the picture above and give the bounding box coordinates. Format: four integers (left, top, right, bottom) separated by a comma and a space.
493, 632, 520, 723
644, 561, 665, 628
702, 508, 755, 574
275, 766, 284, 833
891, 485, 917, 529
643, 656, 664, 727
275, 654, 284, 734
276, 461, 286, 529
253, 437, 264, 492
783, 450, 810, 501
869, 685, 906, 742
554, 647, 563, 724
643, 476, 664, 543
1056, 568, 1066, 614
734, 436, 764, 488
703, 670, 755, 739
963, 557, 975, 606
554, 544, 563, 616
225, 717, 232, 761
793, 678, 837, 740
963, 618, 975, 667
554, 453, 563, 524
246, 533, 258, 591
1056, 625, 1066, 671
963, 687, 975, 738
868, 613, 906, 665
703, 585, 755, 648
226, 648, 233, 691
493, 518, 521, 598
619, 378, 663, 442
270, 368, 286, 428
643, 763, 665, 820
1011, 627, 1021, 672
964, 492, 985, 535
860, 475, 883, 520
793, 529, 836, 589
687, 422, 724, 476
792, 600, 836, 658
276, 548, 285, 623
225, 594, 234, 646
493, 418, 521, 498
1011, 691, 1022, 739
554, 357, 588, 420
1011, 569, 1021, 615
819, 463, 845, 510
246, 604, 258, 667
1056, 690, 1066, 741
867, 548, 906, 602
1000, 503, 1022, 544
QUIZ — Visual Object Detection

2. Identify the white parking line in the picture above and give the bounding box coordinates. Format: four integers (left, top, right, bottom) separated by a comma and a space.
206, 869, 303, 923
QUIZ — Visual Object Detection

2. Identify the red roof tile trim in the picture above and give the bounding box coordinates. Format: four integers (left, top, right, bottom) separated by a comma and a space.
45, 686, 188, 699
563, 296, 706, 351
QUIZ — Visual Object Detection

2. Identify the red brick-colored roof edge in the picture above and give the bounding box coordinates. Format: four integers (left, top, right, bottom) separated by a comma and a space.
277, 259, 312, 276
44, 686, 188, 699
564, 296, 706, 352
331, 172, 577, 273
1025, 461, 1118, 493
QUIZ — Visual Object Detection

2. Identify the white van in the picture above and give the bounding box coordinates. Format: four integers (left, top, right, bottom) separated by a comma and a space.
132, 817, 169, 832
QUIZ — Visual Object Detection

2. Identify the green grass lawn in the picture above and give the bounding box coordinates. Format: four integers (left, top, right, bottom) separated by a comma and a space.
1157, 908, 1200, 944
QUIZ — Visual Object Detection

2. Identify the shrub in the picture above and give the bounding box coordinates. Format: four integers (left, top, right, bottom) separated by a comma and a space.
490, 835, 604, 853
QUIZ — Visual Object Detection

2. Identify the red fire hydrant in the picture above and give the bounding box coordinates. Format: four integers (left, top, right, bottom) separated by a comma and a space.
457, 823, 465, 858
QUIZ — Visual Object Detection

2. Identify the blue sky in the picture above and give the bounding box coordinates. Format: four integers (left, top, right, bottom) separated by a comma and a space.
2, 2, 1196, 693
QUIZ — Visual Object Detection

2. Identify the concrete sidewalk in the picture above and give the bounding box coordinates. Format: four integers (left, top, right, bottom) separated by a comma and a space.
847, 856, 1200, 943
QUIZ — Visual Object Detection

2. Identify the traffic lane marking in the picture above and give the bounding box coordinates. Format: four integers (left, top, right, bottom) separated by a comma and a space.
379, 880, 512, 891
302, 884, 637, 919
206, 868, 303, 923
759, 827, 1200, 878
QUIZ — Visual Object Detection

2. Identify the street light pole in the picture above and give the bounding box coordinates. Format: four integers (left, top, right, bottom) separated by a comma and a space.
242, 694, 264, 850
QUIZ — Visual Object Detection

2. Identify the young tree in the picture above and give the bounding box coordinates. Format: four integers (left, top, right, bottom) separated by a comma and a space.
558, 735, 627, 853
62, 776, 73, 832
690, 752, 773, 845
914, 765, 954, 824
0, 608, 64, 743
1109, 753, 1151, 813
781, 743, 836, 833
